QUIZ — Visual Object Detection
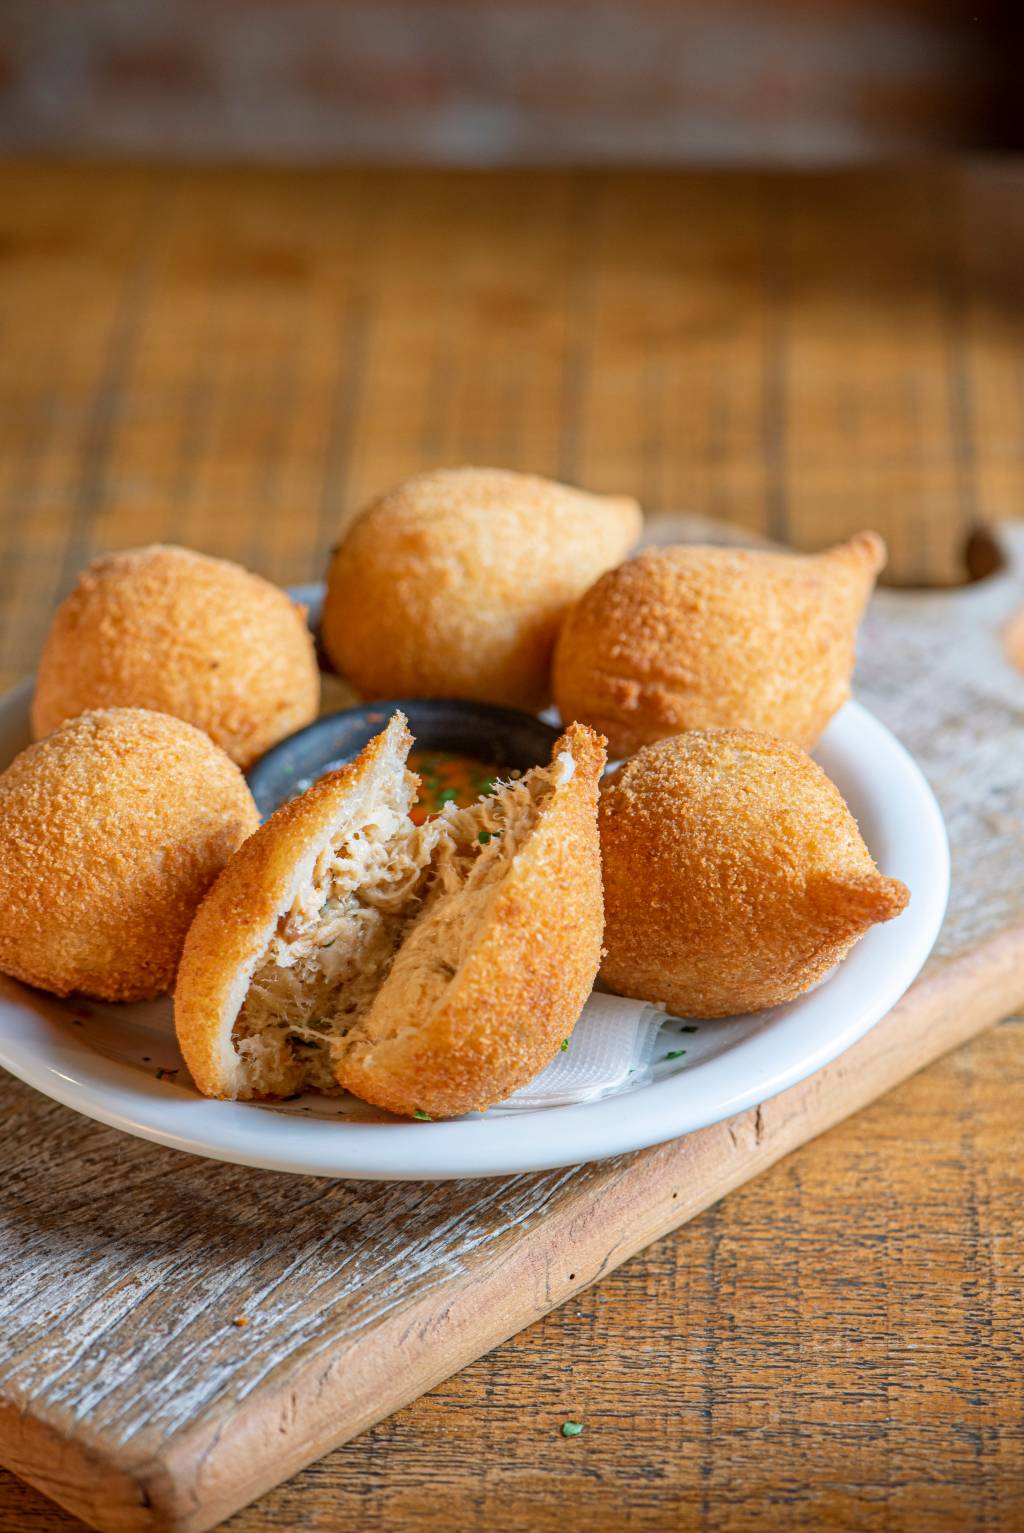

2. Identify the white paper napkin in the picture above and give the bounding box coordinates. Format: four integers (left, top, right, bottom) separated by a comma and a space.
490, 992, 669, 1112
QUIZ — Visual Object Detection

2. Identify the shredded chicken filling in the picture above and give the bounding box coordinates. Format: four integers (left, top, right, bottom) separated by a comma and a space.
231, 754, 568, 1095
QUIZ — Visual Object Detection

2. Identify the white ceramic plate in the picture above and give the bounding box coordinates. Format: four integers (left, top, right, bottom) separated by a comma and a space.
0, 680, 948, 1180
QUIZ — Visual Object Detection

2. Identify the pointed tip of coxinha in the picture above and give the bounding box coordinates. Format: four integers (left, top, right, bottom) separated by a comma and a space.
809, 869, 910, 928
817, 529, 888, 579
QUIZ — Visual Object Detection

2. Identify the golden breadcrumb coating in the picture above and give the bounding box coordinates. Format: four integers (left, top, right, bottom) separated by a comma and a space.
553, 532, 885, 757
32, 544, 320, 768
175, 714, 606, 1119
322, 466, 642, 712
338, 722, 606, 1119
599, 729, 909, 1019
0, 709, 259, 1002
175, 716, 416, 1101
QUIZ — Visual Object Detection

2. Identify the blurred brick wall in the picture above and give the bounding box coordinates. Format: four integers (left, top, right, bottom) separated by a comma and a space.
0, 0, 1015, 163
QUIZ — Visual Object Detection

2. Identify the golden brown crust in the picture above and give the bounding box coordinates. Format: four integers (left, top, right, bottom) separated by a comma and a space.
32, 544, 320, 768
553, 532, 885, 757
323, 467, 642, 712
598, 728, 909, 1019
0, 709, 259, 1003
174, 717, 411, 1098
175, 717, 605, 1116
336, 723, 606, 1118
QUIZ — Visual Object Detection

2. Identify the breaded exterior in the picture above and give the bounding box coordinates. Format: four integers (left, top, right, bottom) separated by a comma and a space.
0, 709, 259, 1002
175, 717, 606, 1118
553, 532, 885, 757
175, 716, 410, 1099
337, 722, 607, 1119
322, 467, 642, 712
599, 730, 909, 1018
32, 544, 320, 768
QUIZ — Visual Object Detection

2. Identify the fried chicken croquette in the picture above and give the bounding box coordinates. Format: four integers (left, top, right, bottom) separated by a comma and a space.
0, 709, 259, 1002
599, 730, 909, 1018
175, 713, 606, 1119
322, 467, 642, 712
553, 532, 885, 757
32, 545, 320, 768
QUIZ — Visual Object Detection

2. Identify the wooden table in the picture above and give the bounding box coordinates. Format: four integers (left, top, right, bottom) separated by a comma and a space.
0, 161, 1022, 1532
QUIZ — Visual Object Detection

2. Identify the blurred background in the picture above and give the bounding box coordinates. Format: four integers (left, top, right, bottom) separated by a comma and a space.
0, 0, 1022, 690
1, 1, 1022, 162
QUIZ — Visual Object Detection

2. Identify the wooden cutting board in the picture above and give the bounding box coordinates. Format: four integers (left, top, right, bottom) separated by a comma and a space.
2, 516, 1023, 1533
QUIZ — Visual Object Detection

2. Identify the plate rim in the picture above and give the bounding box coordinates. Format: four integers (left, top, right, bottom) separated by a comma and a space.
0, 681, 950, 1180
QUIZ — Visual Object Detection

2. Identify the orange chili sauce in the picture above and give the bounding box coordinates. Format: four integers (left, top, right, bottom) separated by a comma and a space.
407, 748, 506, 825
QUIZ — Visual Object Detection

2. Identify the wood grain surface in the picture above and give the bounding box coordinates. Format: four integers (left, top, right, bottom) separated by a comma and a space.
0, 162, 1022, 1533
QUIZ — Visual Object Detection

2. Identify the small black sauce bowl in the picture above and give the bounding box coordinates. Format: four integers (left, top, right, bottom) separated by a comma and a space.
246, 700, 562, 821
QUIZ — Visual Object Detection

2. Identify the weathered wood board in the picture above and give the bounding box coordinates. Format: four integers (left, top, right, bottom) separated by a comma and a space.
1, 517, 1023, 1533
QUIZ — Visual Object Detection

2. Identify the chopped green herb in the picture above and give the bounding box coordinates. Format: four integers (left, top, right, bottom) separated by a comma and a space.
664, 1050, 686, 1061
478, 830, 491, 844
560, 1039, 569, 1052
561, 1420, 584, 1438
413, 1108, 432, 1121
438, 789, 459, 804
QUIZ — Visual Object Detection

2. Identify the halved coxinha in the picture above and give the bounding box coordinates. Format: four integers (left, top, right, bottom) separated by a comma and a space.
175, 714, 606, 1119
